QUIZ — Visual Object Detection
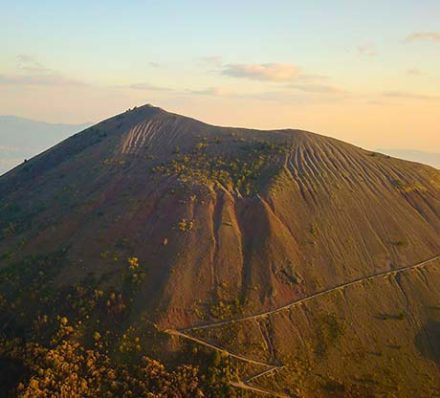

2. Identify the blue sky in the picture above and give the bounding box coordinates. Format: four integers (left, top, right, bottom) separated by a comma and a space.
1, 0, 439, 150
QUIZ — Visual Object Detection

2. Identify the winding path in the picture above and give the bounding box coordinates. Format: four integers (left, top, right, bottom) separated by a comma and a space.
164, 329, 277, 368
164, 255, 439, 397
229, 381, 295, 398
246, 366, 284, 383
182, 255, 440, 332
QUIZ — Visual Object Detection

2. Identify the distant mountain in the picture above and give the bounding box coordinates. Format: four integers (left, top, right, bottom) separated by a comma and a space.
0, 116, 90, 175
0, 105, 439, 397
377, 148, 440, 168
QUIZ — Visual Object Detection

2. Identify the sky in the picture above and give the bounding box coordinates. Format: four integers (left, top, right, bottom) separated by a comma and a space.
0, 0, 439, 151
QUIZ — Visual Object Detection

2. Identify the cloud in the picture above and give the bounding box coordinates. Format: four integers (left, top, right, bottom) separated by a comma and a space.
288, 83, 346, 94
405, 32, 440, 42
148, 62, 161, 68
357, 44, 377, 57
222, 63, 302, 82
187, 79, 346, 101
407, 68, 422, 75
0, 55, 87, 87
129, 82, 172, 91
16, 54, 51, 74
0, 73, 86, 87
186, 86, 350, 104
189, 86, 235, 96
0, 145, 21, 153
200, 56, 223, 66
382, 90, 439, 101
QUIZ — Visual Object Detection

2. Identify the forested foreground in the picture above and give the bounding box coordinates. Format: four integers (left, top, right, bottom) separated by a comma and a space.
0, 319, 240, 398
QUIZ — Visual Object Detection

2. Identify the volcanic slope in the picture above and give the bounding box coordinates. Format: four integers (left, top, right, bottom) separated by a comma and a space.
0, 105, 439, 397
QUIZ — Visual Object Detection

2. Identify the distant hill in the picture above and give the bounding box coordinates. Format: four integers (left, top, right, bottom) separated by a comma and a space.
0, 105, 439, 397
0, 116, 90, 175
377, 148, 440, 169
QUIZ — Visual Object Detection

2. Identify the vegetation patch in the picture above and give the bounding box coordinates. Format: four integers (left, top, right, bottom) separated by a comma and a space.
375, 311, 406, 321
209, 299, 243, 320
0, 332, 206, 398
178, 218, 195, 232
153, 141, 289, 195
0, 202, 47, 241
0, 252, 240, 397
313, 313, 344, 358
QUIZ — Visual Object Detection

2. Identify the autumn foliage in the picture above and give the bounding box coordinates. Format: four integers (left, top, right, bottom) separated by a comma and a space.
0, 337, 206, 397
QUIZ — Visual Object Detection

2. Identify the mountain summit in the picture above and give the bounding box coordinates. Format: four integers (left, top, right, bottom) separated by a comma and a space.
1, 105, 439, 397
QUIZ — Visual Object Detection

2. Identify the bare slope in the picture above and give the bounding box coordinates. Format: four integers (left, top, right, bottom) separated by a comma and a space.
0, 105, 439, 397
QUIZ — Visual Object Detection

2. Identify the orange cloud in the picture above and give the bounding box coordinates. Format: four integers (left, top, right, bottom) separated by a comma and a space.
382, 90, 440, 101
405, 32, 440, 42
288, 83, 346, 94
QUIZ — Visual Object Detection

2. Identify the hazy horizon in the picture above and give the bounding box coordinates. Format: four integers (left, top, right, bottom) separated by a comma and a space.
0, 112, 438, 175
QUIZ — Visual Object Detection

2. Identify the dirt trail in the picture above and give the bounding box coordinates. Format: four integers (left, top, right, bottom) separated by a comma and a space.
229, 381, 295, 398
164, 330, 290, 396
246, 366, 283, 383
164, 254, 439, 397
182, 255, 440, 332
164, 329, 277, 368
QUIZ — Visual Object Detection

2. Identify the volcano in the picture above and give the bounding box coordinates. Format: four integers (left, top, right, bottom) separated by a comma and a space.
1, 105, 439, 397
